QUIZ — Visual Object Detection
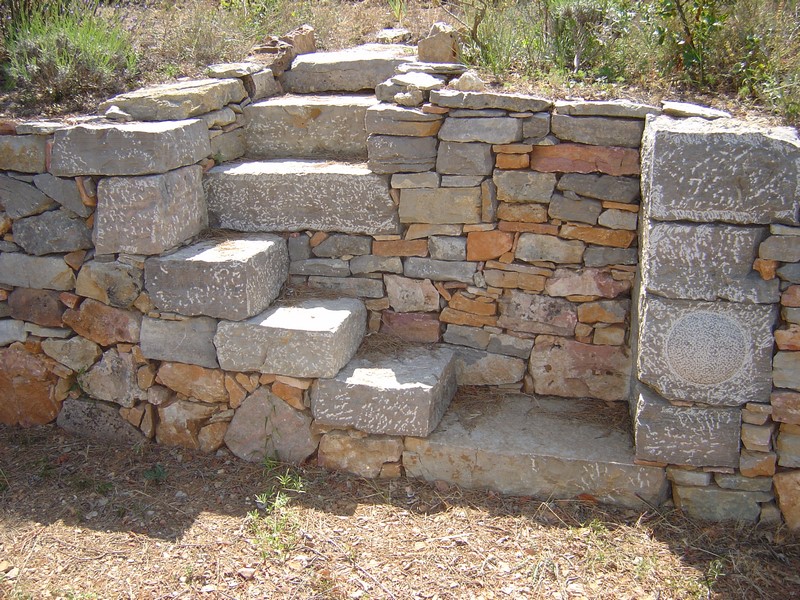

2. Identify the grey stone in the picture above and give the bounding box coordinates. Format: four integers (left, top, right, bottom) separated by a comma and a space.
399, 187, 481, 224
377, 27, 411, 44
140, 316, 219, 369
449, 71, 485, 92
368, 135, 438, 173
777, 432, 800, 467
522, 112, 551, 139
486, 333, 534, 358
418, 22, 458, 63
318, 431, 404, 478
0, 134, 47, 172
642, 222, 780, 304
0, 254, 75, 291
548, 193, 602, 225
243, 68, 281, 101
498, 291, 577, 336
145, 234, 288, 321
311, 346, 456, 437
637, 295, 777, 406
551, 115, 644, 147
783, 307, 800, 324
24, 324, 71, 338
206, 62, 261, 77
440, 175, 484, 187
312, 234, 372, 257
78, 348, 147, 408
760, 235, 800, 262
584, 247, 638, 267
516, 233, 585, 264
350, 255, 403, 274
41, 336, 101, 372
443, 324, 490, 350
598, 208, 638, 230
96, 166, 207, 256
156, 400, 218, 449
774, 352, 800, 391
673, 486, 768, 522
288, 235, 311, 261
366, 104, 442, 137
714, 473, 774, 492
778, 263, 800, 284
205, 159, 400, 235
201, 107, 237, 128
661, 101, 730, 119
666, 467, 713, 487
76, 260, 143, 308
12, 209, 92, 256
375, 80, 405, 103
557, 173, 640, 203
404, 257, 477, 283
429, 236, 467, 260
556, 100, 660, 118
404, 395, 668, 509
0, 303, 10, 318
210, 128, 245, 163
633, 386, 741, 467
641, 116, 800, 225
449, 109, 507, 118
15, 121, 64, 135
445, 345, 526, 385
391, 172, 440, 188
0, 320, 27, 346
51, 120, 211, 177
438, 118, 522, 144
494, 170, 556, 203
385, 275, 439, 312
390, 72, 446, 91
0, 174, 55, 218
771, 223, 800, 236
430, 90, 551, 113
57, 397, 144, 444
307, 276, 385, 298
290, 259, 350, 277
215, 298, 366, 377
437, 142, 493, 175
246, 95, 377, 159
98, 78, 247, 121
396, 62, 468, 76
281, 44, 415, 93
33, 173, 91, 217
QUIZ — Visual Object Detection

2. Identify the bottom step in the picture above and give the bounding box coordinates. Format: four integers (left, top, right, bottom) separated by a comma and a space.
404, 394, 669, 509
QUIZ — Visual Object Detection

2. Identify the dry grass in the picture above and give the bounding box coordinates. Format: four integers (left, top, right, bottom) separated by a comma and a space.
1, 423, 798, 600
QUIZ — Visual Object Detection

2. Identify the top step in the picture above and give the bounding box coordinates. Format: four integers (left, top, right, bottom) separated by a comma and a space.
280, 44, 417, 93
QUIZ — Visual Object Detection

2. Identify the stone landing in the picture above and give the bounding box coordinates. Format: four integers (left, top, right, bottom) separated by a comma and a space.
404, 394, 669, 509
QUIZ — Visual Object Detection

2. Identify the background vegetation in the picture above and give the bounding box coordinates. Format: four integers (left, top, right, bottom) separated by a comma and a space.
0, 0, 798, 125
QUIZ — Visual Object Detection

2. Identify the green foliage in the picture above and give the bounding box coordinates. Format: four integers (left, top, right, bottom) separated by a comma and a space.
143, 463, 167, 484
387, 0, 407, 22
248, 465, 306, 559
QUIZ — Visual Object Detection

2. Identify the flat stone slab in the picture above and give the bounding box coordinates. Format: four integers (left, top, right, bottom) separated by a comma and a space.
145, 234, 288, 321
205, 159, 400, 235
404, 394, 669, 509
245, 94, 377, 159
215, 298, 366, 377
140, 316, 219, 369
311, 346, 456, 437
280, 44, 416, 93
57, 397, 144, 445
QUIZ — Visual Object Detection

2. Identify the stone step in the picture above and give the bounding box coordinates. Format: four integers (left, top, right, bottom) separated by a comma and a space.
204, 159, 400, 235
280, 44, 416, 93
144, 233, 288, 321
244, 94, 377, 160
404, 394, 669, 509
214, 297, 366, 378
311, 345, 457, 437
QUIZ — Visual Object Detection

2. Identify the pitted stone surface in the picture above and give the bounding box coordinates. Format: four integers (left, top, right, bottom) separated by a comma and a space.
0, 175, 56, 218
141, 316, 219, 369
96, 165, 207, 256
641, 116, 800, 224
0, 253, 75, 291
0, 134, 47, 172
637, 295, 777, 406
367, 135, 437, 173
13, 209, 92, 256
498, 290, 577, 336
444, 345, 526, 386
57, 397, 144, 444
215, 298, 366, 377
50, 120, 211, 177
311, 346, 456, 437
430, 90, 551, 113
78, 348, 147, 408
399, 187, 481, 224
145, 234, 288, 321
245, 95, 377, 159
551, 115, 644, 147
404, 395, 668, 509
205, 159, 400, 234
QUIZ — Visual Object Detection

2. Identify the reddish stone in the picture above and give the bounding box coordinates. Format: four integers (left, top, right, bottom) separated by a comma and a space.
381, 311, 441, 343
783, 285, 800, 308
559, 224, 636, 248
8, 288, 65, 327
739, 449, 776, 477
495, 153, 529, 169
529, 143, 640, 176
0, 347, 61, 426
272, 380, 305, 411
373, 239, 429, 257
774, 470, 800, 531
156, 362, 227, 403
62, 298, 141, 346
496, 203, 548, 223
776, 325, 800, 351
440, 307, 499, 327
753, 258, 778, 280
483, 269, 546, 291
449, 292, 497, 316
772, 391, 800, 425
466, 230, 514, 261
58, 292, 81, 309
545, 268, 631, 299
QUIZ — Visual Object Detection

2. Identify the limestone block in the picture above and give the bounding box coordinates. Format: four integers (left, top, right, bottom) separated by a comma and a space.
493, 170, 556, 203
557, 173, 640, 203
0, 134, 47, 172
140, 316, 219, 369
8, 288, 65, 327
391, 172, 440, 188
307, 276, 385, 298
545, 268, 631, 299
417, 22, 458, 63
311, 346, 456, 437
366, 104, 442, 137
32, 173, 91, 217
156, 362, 227, 403
633, 386, 741, 467
381, 311, 441, 342
13, 209, 92, 256
436, 142, 493, 175
98, 78, 247, 121
145, 234, 288, 321
224, 388, 319, 464
430, 90, 551, 113
95, 165, 207, 256
445, 345, 526, 385
312, 234, 371, 258
556, 100, 660, 118
641, 222, 780, 304
51, 120, 211, 177
551, 115, 644, 147
391, 71, 447, 91
0, 347, 61, 426
498, 290, 577, 336
641, 116, 800, 224
215, 298, 366, 377
290, 259, 350, 277
385, 275, 439, 312
62, 299, 141, 346
367, 135, 438, 173
774, 351, 800, 391
57, 397, 144, 444
243, 68, 280, 100
76, 260, 143, 308
404, 257, 477, 283
41, 336, 101, 372
529, 143, 640, 176
637, 295, 777, 406
78, 348, 147, 408
156, 399, 217, 450
673, 485, 767, 522
210, 128, 245, 163
516, 233, 584, 264
584, 247, 638, 267
441, 175, 484, 187
206, 159, 400, 235
529, 335, 631, 401
399, 187, 481, 224
430, 235, 468, 261
439, 117, 522, 145
350, 255, 403, 274
774, 470, 800, 531
0, 320, 26, 346
0, 253, 75, 291
318, 432, 404, 478
0, 174, 56, 218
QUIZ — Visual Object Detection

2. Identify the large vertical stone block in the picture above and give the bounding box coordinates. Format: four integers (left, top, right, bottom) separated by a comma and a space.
95, 165, 207, 255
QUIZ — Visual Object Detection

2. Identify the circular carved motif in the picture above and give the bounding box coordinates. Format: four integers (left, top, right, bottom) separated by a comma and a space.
665, 311, 747, 385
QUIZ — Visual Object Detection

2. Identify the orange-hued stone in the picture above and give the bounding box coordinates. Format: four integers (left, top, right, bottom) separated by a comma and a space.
309, 231, 328, 247
156, 362, 228, 404
449, 292, 497, 316
782, 285, 800, 307
529, 143, 640, 176
0, 347, 61, 426
776, 325, 800, 351
62, 298, 141, 346
272, 380, 305, 411
483, 269, 547, 292
439, 307, 499, 327
602, 200, 639, 213
753, 258, 779, 280
559, 224, 636, 248
497, 203, 548, 223
381, 311, 441, 343
466, 230, 514, 261
495, 153, 530, 169
373, 239, 429, 257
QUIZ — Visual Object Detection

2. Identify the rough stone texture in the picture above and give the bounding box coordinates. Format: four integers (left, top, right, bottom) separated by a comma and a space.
307, 276, 384, 298
8, 288, 65, 327
0, 175, 56, 218
715, 473, 773, 492
404, 395, 668, 509
156, 399, 217, 449
777, 430, 800, 467
206, 159, 399, 234
739, 449, 776, 477
529, 144, 640, 176
437, 142, 494, 176
673, 485, 766, 522
368, 135, 437, 173
641, 116, 800, 225
366, 104, 442, 137
641, 222, 780, 304
431, 235, 468, 260
290, 258, 350, 276
0, 134, 47, 172
465, 231, 512, 261
774, 351, 800, 390
666, 467, 713, 487
404, 257, 477, 283
0, 347, 61, 426
140, 316, 219, 369
156, 362, 227, 403
0, 253, 75, 291
224, 388, 319, 464
430, 90, 551, 113
774, 470, 800, 531
13, 209, 92, 256
281, 44, 415, 93
0, 320, 27, 346
494, 170, 557, 203
578, 300, 629, 324
515, 233, 584, 264
75, 260, 143, 308
417, 22, 458, 63
399, 187, 481, 224
557, 173, 640, 203
51, 120, 211, 177
445, 345, 526, 385
661, 101, 730, 119
215, 298, 366, 377
318, 432, 404, 478
385, 275, 439, 312
637, 296, 777, 406
78, 348, 147, 408
99, 78, 246, 121
391, 172, 440, 189
311, 346, 456, 437
439, 118, 522, 145
381, 311, 441, 343
551, 115, 644, 147
772, 391, 800, 424
759, 235, 800, 262
57, 397, 144, 444
529, 336, 631, 401
443, 324, 490, 350
210, 128, 246, 163
246, 95, 376, 159
312, 234, 372, 257
487, 333, 534, 358
350, 255, 403, 275
598, 208, 638, 230
633, 386, 741, 467
33, 173, 92, 217
145, 234, 287, 321
545, 268, 631, 299
62, 299, 142, 347
498, 291, 577, 336
555, 100, 660, 118
584, 247, 638, 267
41, 336, 101, 372
548, 193, 602, 225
